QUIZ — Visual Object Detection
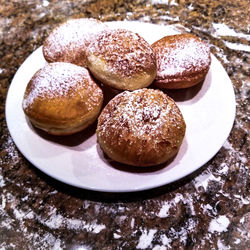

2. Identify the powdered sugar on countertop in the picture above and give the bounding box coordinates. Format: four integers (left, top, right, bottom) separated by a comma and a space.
0, 132, 249, 249
208, 215, 230, 233
136, 228, 157, 249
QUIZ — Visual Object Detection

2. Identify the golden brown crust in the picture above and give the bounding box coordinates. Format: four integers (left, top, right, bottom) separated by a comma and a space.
42, 18, 109, 68
96, 88, 186, 167
152, 33, 211, 89
86, 29, 157, 90
22, 62, 103, 135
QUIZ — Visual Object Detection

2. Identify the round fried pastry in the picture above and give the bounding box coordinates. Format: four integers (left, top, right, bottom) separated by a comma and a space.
152, 33, 211, 89
43, 18, 109, 67
86, 29, 157, 90
96, 88, 186, 167
22, 62, 103, 135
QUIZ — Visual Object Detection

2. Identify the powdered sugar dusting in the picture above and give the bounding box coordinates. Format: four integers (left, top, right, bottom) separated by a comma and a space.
22, 62, 101, 110
193, 171, 221, 192
152, 34, 211, 80
208, 215, 230, 233
158, 193, 195, 218
136, 228, 157, 249
87, 29, 156, 77
97, 89, 185, 165
41, 212, 106, 233
98, 89, 184, 142
43, 18, 108, 66
0, 194, 105, 248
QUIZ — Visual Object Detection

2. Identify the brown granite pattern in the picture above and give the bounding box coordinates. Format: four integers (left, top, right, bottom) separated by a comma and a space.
0, 0, 249, 249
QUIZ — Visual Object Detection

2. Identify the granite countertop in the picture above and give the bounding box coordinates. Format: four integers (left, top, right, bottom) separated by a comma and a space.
0, 0, 249, 249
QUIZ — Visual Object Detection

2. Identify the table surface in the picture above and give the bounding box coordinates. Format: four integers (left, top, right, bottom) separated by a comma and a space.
0, 0, 249, 249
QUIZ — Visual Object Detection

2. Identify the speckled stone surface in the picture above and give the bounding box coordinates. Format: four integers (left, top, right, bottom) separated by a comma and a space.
0, 0, 249, 249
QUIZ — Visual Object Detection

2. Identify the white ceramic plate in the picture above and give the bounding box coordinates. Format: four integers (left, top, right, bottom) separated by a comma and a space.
5, 21, 236, 192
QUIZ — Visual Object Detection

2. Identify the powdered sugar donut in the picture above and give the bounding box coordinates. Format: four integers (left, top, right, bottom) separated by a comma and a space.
86, 29, 157, 90
22, 62, 103, 135
152, 34, 211, 89
96, 88, 186, 167
43, 18, 109, 67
